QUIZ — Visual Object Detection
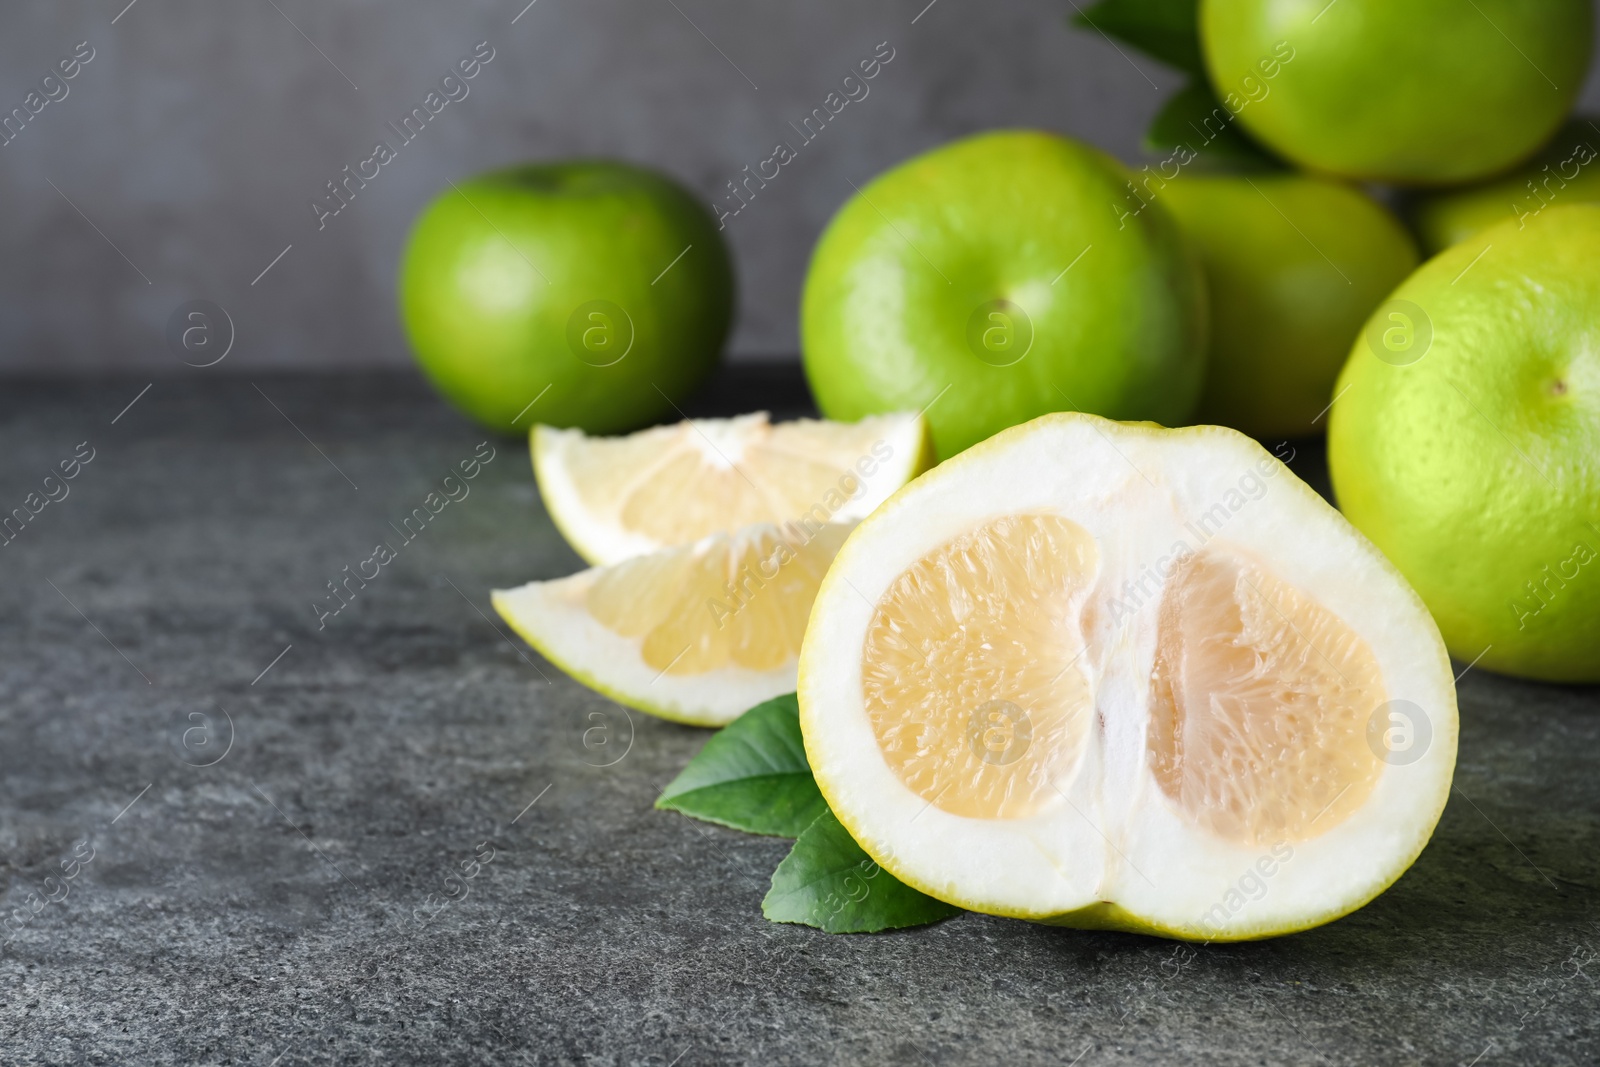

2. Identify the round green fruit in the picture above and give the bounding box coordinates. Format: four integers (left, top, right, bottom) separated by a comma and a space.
801, 130, 1208, 460
1161, 173, 1417, 441
1329, 204, 1600, 683
1200, 0, 1593, 186
399, 160, 734, 435
1409, 120, 1600, 255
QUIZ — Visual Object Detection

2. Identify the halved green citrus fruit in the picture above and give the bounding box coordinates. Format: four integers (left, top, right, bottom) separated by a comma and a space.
799, 413, 1457, 940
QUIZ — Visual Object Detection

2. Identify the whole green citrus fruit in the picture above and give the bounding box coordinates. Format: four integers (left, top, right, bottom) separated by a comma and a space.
1161, 173, 1417, 441
1328, 204, 1600, 683
1409, 119, 1600, 255
399, 160, 734, 435
801, 130, 1207, 460
1200, 0, 1593, 185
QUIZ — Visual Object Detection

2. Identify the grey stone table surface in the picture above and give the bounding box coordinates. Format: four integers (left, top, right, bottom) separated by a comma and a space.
0, 369, 1596, 1067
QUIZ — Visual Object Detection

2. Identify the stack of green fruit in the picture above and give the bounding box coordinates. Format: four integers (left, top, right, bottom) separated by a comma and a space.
398, 0, 1600, 697
805, 0, 1600, 683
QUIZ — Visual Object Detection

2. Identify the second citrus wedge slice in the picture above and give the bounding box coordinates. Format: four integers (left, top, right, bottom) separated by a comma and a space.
496, 522, 851, 726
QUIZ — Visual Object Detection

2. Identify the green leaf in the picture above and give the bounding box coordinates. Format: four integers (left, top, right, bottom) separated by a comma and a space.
1144, 79, 1280, 167
655, 694, 827, 837
1072, 0, 1203, 77
763, 810, 962, 934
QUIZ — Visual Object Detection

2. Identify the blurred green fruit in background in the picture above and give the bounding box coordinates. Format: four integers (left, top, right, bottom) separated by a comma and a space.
399, 160, 734, 435
1161, 173, 1417, 441
1200, 0, 1593, 186
801, 130, 1208, 461
1329, 204, 1600, 683
1409, 119, 1600, 255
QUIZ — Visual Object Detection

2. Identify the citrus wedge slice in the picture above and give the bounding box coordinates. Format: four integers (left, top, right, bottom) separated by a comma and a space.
799, 413, 1457, 941
532, 411, 932, 565
495, 522, 851, 726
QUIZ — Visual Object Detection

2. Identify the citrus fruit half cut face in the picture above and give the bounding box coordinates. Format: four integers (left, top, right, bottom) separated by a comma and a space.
800, 414, 1457, 940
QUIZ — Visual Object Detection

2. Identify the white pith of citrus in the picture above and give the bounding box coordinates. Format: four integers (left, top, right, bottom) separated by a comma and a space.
496, 522, 851, 727
532, 411, 932, 565
798, 413, 1457, 941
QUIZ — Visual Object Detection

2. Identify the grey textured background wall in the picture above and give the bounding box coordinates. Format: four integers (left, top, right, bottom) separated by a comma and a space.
4, 1, 1600, 371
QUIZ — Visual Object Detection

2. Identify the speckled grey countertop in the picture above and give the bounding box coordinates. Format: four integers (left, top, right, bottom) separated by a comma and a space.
1, 369, 1596, 1066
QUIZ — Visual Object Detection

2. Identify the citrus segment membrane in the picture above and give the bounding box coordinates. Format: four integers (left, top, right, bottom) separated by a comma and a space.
1147, 546, 1385, 846
858, 515, 1384, 839
862, 514, 1099, 820
535, 411, 929, 564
